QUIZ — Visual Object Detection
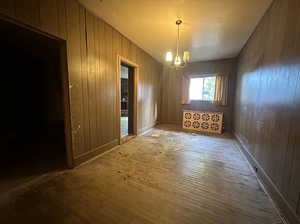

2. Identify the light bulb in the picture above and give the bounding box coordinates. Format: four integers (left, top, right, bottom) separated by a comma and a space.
165, 51, 173, 62
174, 55, 181, 65
183, 51, 190, 62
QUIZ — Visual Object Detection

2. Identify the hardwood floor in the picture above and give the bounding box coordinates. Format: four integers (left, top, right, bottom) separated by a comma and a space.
0, 124, 282, 224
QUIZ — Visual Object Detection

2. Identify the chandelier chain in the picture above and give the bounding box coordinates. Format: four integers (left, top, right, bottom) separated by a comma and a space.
165, 19, 189, 69
177, 22, 180, 56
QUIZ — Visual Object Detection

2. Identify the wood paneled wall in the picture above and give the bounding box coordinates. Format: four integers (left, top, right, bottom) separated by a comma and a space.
161, 59, 237, 131
0, 0, 162, 165
234, 0, 300, 222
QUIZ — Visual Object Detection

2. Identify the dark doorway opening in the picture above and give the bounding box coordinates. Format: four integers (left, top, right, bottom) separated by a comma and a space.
0, 19, 70, 193
120, 64, 134, 137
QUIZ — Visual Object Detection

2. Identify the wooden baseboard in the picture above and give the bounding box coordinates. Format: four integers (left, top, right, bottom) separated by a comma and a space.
120, 135, 136, 144
159, 120, 181, 125
74, 139, 119, 166
138, 123, 157, 136
234, 133, 300, 224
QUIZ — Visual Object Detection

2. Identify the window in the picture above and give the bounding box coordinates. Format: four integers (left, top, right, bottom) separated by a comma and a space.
189, 76, 216, 101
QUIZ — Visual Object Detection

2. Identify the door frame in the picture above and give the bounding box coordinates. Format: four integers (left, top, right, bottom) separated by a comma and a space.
0, 15, 74, 168
59, 41, 74, 168
116, 55, 139, 144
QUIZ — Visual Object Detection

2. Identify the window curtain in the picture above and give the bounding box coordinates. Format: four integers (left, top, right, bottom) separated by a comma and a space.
181, 74, 190, 104
214, 74, 229, 106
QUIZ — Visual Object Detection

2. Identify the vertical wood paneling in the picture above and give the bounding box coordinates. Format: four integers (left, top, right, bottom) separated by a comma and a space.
65, 0, 85, 156
128, 41, 134, 62
86, 12, 98, 149
0, 1, 15, 17
15, 0, 40, 27
0, 0, 162, 163
105, 24, 114, 142
57, 0, 67, 39
121, 36, 130, 59
98, 19, 105, 146
102, 23, 109, 142
140, 51, 146, 130
135, 44, 142, 132
282, 1, 300, 213
39, 0, 58, 36
131, 44, 137, 63
161, 59, 237, 131
234, 0, 300, 222
112, 29, 120, 139
94, 18, 101, 147
78, 7, 90, 152
156, 64, 162, 122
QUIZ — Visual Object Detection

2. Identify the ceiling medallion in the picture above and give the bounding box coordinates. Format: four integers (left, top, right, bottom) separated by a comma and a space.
165, 20, 189, 70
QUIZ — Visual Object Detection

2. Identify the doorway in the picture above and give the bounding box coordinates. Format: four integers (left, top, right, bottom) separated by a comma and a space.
120, 64, 133, 137
117, 57, 138, 144
0, 18, 72, 194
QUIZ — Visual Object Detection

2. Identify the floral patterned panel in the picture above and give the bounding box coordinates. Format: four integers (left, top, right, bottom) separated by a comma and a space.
182, 111, 223, 134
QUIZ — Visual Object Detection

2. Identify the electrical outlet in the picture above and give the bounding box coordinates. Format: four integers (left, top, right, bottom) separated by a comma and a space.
254, 166, 258, 173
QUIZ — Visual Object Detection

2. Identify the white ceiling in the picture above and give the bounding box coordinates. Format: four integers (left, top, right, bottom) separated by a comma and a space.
79, 0, 273, 63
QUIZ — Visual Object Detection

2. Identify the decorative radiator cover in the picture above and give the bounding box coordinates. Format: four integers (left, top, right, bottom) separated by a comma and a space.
183, 110, 223, 134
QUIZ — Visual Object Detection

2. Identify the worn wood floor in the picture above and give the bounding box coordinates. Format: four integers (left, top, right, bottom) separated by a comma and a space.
0, 124, 282, 224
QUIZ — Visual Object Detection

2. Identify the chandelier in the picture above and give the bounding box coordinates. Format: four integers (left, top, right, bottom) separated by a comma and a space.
165, 20, 189, 69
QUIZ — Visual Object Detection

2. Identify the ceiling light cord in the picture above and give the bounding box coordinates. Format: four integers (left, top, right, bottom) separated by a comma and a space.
165, 19, 188, 69
177, 22, 180, 56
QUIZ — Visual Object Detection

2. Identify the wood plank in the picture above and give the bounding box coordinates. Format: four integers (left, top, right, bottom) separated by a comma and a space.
234, 0, 300, 223
94, 18, 101, 147
121, 35, 130, 59
106, 25, 114, 142
101, 23, 109, 143
78, 7, 91, 153
0, 1, 15, 17
86, 11, 98, 149
57, 0, 67, 39
0, 125, 283, 224
112, 29, 119, 139
15, 0, 40, 27
98, 18, 105, 146
39, 0, 58, 36
65, 0, 85, 156
139, 51, 145, 130
5, 0, 163, 166
135, 48, 142, 131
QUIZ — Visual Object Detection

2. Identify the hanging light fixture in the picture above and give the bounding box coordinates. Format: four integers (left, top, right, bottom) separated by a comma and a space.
165, 20, 189, 69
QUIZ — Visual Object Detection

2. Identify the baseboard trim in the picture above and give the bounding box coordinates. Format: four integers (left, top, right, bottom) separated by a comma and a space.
138, 123, 157, 136
234, 133, 299, 224
159, 120, 181, 125
74, 139, 119, 166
